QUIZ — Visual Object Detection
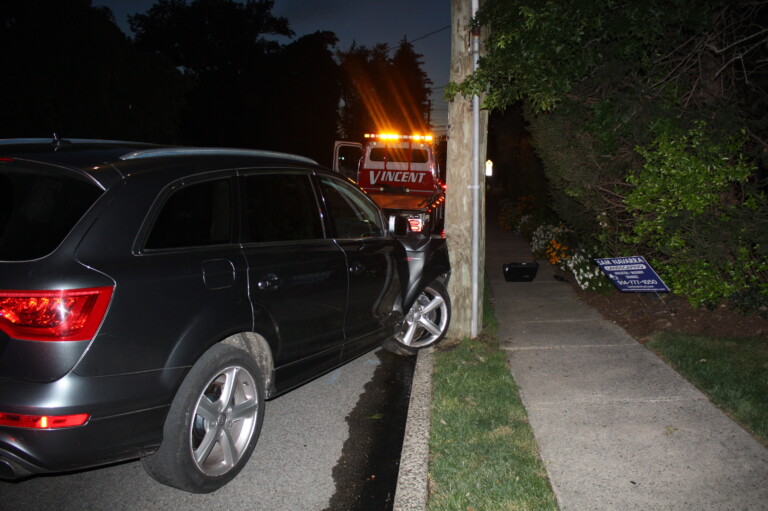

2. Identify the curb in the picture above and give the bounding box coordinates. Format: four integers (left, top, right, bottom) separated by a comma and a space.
393, 347, 433, 511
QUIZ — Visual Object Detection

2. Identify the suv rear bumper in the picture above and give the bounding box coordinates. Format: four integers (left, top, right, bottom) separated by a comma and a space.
0, 367, 187, 479
0, 405, 168, 479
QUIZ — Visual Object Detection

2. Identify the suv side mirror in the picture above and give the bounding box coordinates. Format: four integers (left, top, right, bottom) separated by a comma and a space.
388, 215, 409, 236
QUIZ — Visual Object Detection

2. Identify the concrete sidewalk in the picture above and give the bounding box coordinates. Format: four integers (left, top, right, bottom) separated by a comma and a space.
485, 219, 768, 510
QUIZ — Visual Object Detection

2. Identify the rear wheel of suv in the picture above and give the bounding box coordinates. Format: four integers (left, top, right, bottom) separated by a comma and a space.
141, 344, 265, 493
384, 279, 451, 356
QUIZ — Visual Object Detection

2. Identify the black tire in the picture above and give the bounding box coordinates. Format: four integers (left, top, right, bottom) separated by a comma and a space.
384, 279, 451, 356
141, 344, 265, 493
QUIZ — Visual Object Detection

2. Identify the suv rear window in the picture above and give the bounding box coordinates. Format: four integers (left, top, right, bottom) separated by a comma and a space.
0, 166, 102, 261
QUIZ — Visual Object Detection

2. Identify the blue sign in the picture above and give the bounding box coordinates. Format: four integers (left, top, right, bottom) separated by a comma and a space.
594, 256, 670, 293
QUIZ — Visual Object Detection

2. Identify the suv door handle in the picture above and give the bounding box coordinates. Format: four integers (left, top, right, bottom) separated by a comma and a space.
257, 273, 281, 290
349, 262, 365, 276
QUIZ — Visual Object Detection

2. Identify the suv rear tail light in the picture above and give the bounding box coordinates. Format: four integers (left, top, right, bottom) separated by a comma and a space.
407, 216, 424, 232
0, 412, 90, 429
0, 287, 113, 341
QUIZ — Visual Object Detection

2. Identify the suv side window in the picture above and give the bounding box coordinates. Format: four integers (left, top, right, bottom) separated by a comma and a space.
242, 173, 324, 243
319, 176, 384, 239
145, 178, 232, 250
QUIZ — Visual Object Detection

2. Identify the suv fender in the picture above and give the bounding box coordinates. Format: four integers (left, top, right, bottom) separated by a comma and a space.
401, 235, 450, 311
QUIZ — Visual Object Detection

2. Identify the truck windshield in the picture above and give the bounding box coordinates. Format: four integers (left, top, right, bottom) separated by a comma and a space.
369, 147, 429, 163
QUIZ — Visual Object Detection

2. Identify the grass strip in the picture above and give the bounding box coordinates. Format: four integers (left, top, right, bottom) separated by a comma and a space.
427, 292, 558, 511
647, 331, 768, 446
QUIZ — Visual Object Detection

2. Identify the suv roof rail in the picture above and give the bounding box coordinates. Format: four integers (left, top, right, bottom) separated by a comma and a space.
120, 147, 318, 165
0, 138, 151, 146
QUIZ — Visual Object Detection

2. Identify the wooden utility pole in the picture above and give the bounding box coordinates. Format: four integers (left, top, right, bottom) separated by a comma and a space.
446, 0, 487, 339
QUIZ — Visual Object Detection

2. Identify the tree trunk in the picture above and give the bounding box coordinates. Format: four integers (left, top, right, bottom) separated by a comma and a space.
446, 0, 487, 339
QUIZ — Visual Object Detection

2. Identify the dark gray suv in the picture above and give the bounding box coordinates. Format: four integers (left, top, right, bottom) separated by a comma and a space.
0, 138, 450, 493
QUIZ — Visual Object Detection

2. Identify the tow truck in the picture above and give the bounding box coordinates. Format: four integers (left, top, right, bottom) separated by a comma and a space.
333, 133, 446, 236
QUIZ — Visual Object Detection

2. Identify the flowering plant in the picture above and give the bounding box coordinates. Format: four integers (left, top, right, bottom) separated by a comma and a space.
531, 224, 573, 266
545, 239, 571, 266
565, 249, 614, 293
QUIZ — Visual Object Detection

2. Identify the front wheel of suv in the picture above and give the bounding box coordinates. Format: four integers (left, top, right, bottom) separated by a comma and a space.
384, 279, 451, 356
141, 344, 265, 493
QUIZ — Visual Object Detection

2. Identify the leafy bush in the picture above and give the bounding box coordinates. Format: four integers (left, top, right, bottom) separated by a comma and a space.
522, 102, 639, 256
625, 121, 768, 308
468, 0, 768, 314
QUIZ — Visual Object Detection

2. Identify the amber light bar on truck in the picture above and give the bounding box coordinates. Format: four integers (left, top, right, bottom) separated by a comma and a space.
364, 133, 433, 142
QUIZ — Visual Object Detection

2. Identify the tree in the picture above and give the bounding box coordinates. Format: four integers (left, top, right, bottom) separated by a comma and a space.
130, 0, 293, 148
130, 0, 291, 79
445, 0, 488, 338
0, 0, 186, 141
262, 31, 342, 165
337, 43, 391, 139
387, 39, 433, 133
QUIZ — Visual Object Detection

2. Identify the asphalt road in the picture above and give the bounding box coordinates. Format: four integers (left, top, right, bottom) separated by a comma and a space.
0, 347, 415, 511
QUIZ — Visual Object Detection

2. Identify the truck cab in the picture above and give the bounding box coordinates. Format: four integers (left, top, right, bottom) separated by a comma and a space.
333, 133, 445, 236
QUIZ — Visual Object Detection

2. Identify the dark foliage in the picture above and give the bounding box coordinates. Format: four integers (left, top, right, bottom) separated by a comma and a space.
0, 0, 186, 142
1, 0, 436, 167
459, 0, 768, 311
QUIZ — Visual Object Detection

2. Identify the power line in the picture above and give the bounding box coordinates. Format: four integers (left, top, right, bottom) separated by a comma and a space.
410, 25, 450, 44
382, 24, 450, 54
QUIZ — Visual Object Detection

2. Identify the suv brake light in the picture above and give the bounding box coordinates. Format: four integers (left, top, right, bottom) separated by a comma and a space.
0, 287, 113, 341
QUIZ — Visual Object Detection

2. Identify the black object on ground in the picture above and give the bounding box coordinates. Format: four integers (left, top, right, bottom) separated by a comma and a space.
504, 261, 539, 282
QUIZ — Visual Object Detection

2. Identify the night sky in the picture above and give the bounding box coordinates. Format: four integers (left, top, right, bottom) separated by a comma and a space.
94, 0, 451, 135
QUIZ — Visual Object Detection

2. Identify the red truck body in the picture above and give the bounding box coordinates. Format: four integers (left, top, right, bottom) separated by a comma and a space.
333, 133, 445, 235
